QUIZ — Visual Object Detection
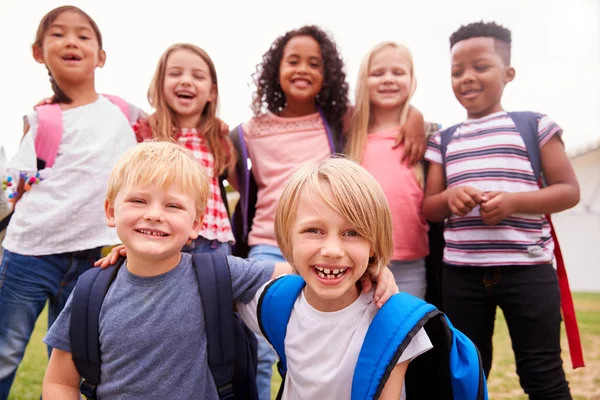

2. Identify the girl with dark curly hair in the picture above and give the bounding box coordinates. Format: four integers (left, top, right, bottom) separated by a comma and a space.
228, 25, 426, 399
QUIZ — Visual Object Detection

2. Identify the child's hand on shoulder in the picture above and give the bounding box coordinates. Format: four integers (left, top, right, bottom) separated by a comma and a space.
34, 96, 55, 108
479, 191, 517, 225
393, 106, 426, 166
94, 244, 127, 269
360, 266, 399, 308
447, 186, 484, 217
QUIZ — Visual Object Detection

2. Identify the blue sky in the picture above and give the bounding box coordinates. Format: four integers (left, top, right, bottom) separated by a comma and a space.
1, 0, 598, 157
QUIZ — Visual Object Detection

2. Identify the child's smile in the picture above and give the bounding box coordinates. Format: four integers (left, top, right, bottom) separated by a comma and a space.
450, 37, 514, 119
105, 182, 201, 275
290, 183, 373, 312
34, 10, 105, 83
279, 35, 324, 113
313, 265, 349, 282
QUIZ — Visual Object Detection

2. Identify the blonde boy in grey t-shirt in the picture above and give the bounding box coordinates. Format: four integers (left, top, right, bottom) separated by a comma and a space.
42, 142, 396, 399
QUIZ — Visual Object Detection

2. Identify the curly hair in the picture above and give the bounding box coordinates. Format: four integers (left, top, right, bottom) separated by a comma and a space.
251, 25, 349, 129
450, 21, 512, 64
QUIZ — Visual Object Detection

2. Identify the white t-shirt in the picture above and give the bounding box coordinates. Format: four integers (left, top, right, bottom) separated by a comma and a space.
238, 281, 433, 400
3, 95, 141, 255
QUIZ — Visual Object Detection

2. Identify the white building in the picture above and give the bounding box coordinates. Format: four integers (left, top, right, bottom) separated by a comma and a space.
552, 140, 600, 293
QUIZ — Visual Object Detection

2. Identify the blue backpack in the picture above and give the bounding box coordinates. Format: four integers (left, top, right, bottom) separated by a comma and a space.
69, 253, 258, 400
258, 275, 488, 400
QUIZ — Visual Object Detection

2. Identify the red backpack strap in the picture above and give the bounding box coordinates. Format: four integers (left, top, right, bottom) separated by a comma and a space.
34, 104, 63, 169
547, 213, 585, 368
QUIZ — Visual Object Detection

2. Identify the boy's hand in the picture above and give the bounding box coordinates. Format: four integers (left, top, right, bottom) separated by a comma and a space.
447, 186, 484, 217
479, 191, 517, 225
393, 106, 426, 166
94, 244, 127, 269
360, 266, 398, 308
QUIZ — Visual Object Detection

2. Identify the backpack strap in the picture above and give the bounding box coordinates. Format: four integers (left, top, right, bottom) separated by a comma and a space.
508, 112, 542, 181
192, 252, 236, 400
231, 125, 250, 238
33, 95, 133, 171
0, 212, 12, 232
351, 293, 437, 400
102, 94, 131, 122
317, 108, 340, 153
439, 124, 460, 184
257, 275, 305, 378
34, 104, 63, 169
507, 111, 585, 369
70, 257, 124, 399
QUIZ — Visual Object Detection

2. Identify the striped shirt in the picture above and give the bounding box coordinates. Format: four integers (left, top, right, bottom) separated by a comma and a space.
424, 111, 561, 266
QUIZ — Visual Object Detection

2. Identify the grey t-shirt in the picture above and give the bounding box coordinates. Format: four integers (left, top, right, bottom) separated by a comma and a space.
44, 253, 275, 399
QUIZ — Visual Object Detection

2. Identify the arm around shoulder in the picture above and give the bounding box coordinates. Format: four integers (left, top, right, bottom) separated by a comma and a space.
42, 348, 81, 399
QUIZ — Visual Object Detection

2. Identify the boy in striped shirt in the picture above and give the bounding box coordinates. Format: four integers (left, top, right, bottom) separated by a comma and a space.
423, 21, 579, 399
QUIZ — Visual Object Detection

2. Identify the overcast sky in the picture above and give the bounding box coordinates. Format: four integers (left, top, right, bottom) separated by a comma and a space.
1, 0, 598, 158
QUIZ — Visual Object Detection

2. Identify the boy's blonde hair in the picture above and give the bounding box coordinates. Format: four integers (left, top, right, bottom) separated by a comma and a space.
346, 42, 417, 162
275, 156, 393, 276
106, 141, 210, 219
147, 43, 236, 176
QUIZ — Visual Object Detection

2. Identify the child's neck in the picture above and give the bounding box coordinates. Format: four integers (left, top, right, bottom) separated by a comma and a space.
279, 101, 318, 118
56, 79, 99, 110
176, 114, 201, 129
303, 283, 361, 312
125, 252, 182, 277
369, 107, 403, 133
467, 103, 505, 120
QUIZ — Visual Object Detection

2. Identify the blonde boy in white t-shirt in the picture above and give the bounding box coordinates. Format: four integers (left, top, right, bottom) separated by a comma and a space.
238, 157, 432, 399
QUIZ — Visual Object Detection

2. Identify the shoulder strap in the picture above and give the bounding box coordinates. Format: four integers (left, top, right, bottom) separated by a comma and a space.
351, 292, 437, 400
317, 108, 341, 153
508, 112, 542, 181
257, 275, 305, 376
508, 111, 585, 369
439, 124, 460, 183
0, 212, 13, 232
34, 104, 63, 169
193, 252, 236, 399
230, 125, 250, 237
70, 257, 124, 399
102, 94, 131, 122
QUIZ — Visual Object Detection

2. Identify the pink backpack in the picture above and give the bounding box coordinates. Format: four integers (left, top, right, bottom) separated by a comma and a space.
1, 95, 149, 231
34, 94, 147, 169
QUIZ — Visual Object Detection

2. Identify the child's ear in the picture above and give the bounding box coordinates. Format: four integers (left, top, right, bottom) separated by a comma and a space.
504, 66, 516, 83
32, 45, 45, 64
105, 199, 116, 228
189, 217, 202, 240
97, 49, 106, 68
208, 84, 217, 103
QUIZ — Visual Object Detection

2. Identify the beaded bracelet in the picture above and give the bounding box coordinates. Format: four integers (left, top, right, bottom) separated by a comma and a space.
2, 172, 41, 201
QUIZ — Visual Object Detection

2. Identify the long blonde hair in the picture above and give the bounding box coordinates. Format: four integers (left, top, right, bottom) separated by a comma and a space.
147, 43, 235, 176
346, 42, 416, 162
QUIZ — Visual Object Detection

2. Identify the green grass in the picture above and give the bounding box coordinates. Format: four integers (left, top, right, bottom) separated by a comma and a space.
8, 293, 600, 400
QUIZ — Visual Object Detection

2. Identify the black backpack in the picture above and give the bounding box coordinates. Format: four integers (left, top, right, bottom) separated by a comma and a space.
69, 252, 258, 400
